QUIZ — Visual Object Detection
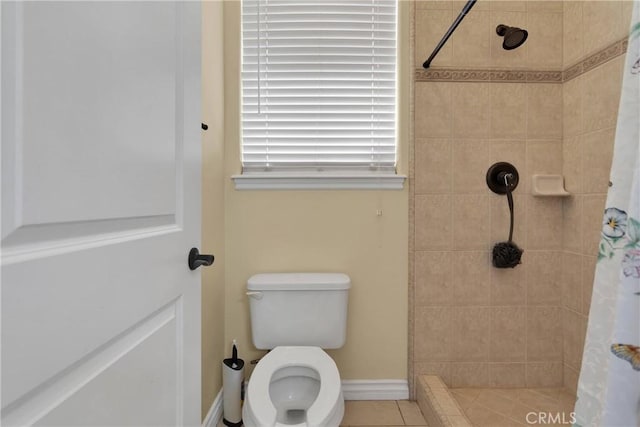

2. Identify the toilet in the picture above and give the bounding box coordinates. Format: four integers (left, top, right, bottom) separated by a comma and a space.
242, 273, 351, 427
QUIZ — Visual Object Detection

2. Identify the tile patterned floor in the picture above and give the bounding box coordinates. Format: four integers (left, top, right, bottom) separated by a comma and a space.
217, 400, 428, 427
451, 388, 577, 427
341, 400, 428, 426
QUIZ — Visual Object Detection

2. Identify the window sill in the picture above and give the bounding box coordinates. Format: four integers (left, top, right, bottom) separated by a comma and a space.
231, 173, 406, 190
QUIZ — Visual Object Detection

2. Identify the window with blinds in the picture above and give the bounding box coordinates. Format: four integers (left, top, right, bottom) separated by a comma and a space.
241, 0, 397, 175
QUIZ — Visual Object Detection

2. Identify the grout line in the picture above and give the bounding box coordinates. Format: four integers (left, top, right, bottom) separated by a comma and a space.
395, 400, 407, 426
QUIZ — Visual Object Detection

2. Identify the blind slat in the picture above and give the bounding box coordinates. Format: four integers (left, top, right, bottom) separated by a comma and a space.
241, 0, 397, 171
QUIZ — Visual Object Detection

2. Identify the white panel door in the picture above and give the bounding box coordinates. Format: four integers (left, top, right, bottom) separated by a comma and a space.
1, 2, 202, 426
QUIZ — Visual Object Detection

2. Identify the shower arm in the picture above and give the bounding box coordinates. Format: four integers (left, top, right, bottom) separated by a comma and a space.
422, 0, 477, 69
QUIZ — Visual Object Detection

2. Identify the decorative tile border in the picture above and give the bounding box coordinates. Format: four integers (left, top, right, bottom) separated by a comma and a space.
415, 37, 628, 84
564, 37, 628, 81
415, 68, 562, 83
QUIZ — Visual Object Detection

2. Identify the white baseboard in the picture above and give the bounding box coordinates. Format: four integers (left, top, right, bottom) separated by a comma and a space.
341, 379, 409, 401
202, 388, 223, 427
202, 379, 409, 426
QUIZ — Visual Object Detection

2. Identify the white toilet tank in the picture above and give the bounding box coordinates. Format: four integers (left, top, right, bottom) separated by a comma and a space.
247, 273, 350, 349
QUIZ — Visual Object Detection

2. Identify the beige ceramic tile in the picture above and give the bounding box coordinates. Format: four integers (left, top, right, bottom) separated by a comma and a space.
415, 82, 452, 138
415, 194, 452, 251
450, 11, 492, 67
527, 1, 563, 13
398, 400, 428, 425
473, 389, 532, 422
526, 251, 562, 306
452, 251, 491, 306
416, 0, 452, 10
451, 388, 481, 404
530, 388, 576, 408
582, 195, 606, 256
452, 140, 492, 194
341, 401, 404, 426
452, 195, 491, 250
490, 307, 526, 362
526, 362, 563, 387
489, 363, 526, 388
562, 1, 583, 68
562, 136, 583, 195
582, 127, 615, 194
526, 306, 563, 361
490, 84, 527, 139
490, 258, 526, 306
562, 196, 583, 254
526, 139, 563, 181
447, 414, 473, 427
414, 362, 452, 387
452, 83, 491, 139
561, 252, 582, 313
415, 9, 455, 68
450, 391, 476, 413
416, 384, 442, 427
451, 363, 491, 388
564, 364, 579, 394
451, 0, 488, 12
583, 0, 622, 57
491, 1, 526, 12
526, 84, 562, 139
415, 251, 454, 306
526, 197, 563, 250
526, 11, 563, 70
510, 388, 565, 413
582, 57, 624, 134
414, 306, 453, 362
452, 307, 491, 362
582, 256, 596, 315
431, 388, 464, 416
463, 402, 518, 427
562, 309, 586, 370
424, 374, 447, 389
415, 138, 452, 195
563, 76, 583, 139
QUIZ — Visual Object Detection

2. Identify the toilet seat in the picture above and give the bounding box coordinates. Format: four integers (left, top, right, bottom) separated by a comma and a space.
245, 346, 342, 427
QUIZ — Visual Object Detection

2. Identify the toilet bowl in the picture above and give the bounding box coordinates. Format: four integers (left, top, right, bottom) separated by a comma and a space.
243, 346, 344, 427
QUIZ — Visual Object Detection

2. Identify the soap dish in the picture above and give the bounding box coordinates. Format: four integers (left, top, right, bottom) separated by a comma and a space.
531, 174, 570, 197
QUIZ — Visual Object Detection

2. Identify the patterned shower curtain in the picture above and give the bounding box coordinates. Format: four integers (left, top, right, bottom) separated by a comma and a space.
574, 2, 640, 426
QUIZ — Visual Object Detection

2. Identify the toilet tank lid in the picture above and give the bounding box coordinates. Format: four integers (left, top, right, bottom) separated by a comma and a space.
247, 273, 351, 291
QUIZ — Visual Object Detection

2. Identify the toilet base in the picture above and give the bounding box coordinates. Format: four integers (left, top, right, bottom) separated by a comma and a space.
243, 393, 344, 427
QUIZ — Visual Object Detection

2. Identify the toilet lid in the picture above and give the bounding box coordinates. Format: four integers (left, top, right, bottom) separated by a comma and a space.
247, 346, 341, 426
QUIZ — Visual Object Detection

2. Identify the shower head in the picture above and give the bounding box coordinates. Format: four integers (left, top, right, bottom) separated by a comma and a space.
496, 24, 528, 50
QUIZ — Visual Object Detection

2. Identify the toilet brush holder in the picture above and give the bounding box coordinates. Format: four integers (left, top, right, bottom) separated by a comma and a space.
222, 341, 245, 427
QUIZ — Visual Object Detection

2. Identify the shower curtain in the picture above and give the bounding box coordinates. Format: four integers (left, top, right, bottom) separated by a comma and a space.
574, 2, 640, 426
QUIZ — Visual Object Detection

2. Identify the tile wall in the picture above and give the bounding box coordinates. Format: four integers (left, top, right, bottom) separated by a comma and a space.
560, 1, 632, 393
412, 0, 565, 391
411, 0, 633, 396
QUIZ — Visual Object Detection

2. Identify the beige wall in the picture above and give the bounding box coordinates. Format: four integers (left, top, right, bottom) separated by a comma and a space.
221, 1, 411, 380
202, 1, 227, 420
411, 0, 566, 392
560, 1, 632, 393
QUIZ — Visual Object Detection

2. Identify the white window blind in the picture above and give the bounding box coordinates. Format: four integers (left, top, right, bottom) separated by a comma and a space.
241, 0, 397, 174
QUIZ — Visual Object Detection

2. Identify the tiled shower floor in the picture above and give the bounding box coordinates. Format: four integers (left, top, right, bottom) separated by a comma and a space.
451, 387, 576, 427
